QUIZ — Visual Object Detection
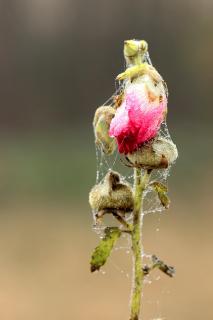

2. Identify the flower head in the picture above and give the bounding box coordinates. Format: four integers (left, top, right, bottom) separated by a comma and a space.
109, 75, 167, 154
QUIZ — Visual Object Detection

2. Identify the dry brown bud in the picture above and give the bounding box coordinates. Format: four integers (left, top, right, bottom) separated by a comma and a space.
89, 171, 134, 213
126, 137, 178, 169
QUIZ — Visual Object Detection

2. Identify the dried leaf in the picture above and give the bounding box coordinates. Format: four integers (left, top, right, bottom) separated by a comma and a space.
150, 181, 170, 209
90, 227, 121, 272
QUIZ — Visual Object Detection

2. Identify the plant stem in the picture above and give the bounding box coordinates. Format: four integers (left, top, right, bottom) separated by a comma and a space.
130, 168, 150, 320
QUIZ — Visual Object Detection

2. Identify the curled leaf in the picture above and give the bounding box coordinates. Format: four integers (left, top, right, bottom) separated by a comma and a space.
90, 227, 121, 272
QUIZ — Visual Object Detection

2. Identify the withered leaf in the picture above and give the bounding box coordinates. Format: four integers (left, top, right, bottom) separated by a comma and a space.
90, 227, 121, 272
150, 181, 170, 209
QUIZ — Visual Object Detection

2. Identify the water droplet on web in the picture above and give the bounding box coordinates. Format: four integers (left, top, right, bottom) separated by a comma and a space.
144, 277, 152, 285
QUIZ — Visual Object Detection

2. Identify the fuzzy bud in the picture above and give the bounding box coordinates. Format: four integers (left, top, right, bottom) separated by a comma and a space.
126, 137, 178, 169
93, 106, 116, 155
89, 171, 134, 213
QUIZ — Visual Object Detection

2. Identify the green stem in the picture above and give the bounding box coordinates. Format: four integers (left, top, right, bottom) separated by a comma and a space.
130, 168, 150, 320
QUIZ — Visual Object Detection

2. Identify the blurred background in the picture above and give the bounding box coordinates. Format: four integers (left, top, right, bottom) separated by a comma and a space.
0, 0, 212, 319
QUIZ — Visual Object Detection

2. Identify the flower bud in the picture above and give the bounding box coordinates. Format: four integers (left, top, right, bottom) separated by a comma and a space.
123, 39, 148, 66
126, 137, 178, 169
109, 74, 167, 154
93, 106, 116, 155
89, 171, 134, 213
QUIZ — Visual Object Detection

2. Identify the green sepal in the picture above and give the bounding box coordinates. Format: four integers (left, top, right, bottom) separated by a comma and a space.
150, 182, 170, 209
90, 227, 121, 272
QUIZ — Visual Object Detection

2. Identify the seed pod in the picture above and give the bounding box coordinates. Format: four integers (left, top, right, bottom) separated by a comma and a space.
89, 171, 134, 213
93, 106, 116, 155
126, 137, 178, 169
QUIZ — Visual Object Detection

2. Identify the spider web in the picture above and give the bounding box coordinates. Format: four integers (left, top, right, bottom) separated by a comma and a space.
92, 48, 175, 320
94, 122, 172, 220
93, 50, 174, 225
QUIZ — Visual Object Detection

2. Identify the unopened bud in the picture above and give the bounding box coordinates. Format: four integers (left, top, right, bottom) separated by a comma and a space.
93, 106, 116, 155
89, 171, 134, 213
123, 39, 148, 66
126, 138, 178, 169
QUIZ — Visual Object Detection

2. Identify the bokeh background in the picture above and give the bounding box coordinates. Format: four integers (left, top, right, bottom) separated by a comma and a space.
0, 0, 212, 319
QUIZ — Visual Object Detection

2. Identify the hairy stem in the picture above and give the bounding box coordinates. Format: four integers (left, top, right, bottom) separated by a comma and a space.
130, 168, 150, 320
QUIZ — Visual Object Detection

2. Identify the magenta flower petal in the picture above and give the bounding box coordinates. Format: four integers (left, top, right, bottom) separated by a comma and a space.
109, 76, 167, 154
